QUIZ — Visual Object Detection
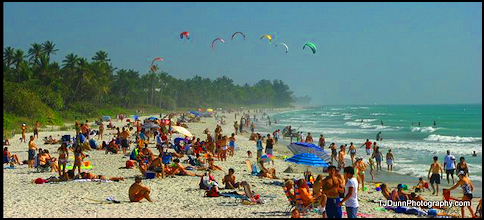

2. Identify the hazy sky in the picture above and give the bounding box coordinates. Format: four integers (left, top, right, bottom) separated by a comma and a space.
4, 2, 482, 105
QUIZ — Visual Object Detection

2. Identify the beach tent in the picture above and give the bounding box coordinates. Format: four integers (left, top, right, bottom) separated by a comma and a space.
287, 142, 331, 162
284, 153, 329, 168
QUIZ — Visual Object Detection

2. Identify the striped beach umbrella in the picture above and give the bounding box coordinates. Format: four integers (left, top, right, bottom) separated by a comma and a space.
287, 142, 331, 162
284, 153, 329, 168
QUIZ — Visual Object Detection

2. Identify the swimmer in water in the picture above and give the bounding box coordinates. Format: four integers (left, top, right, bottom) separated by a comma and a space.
472, 151, 477, 157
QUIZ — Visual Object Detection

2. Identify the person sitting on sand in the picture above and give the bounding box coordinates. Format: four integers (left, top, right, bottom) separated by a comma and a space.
258, 161, 278, 179
200, 170, 219, 191
79, 171, 124, 181
148, 153, 165, 178
397, 184, 409, 201
129, 176, 152, 202
413, 177, 430, 192
379, 183, 399, 201
44, 135, 60, 145
222, 168, 241, 189
207, 153, 223, 171
3, 139, 10, 146
3, 147, 19, 165
168, 158, 203, 177
106, 138, 119, 154
284, 179, 297, 202
297, 179, 315, 206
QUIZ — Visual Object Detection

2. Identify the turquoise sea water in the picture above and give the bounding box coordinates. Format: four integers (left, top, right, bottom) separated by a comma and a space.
263, 104, 482, 194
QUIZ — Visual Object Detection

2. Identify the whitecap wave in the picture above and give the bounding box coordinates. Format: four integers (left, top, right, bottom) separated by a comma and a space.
424, 134, 482, 143
354, 119, 377, 123
411, 126, 439, 133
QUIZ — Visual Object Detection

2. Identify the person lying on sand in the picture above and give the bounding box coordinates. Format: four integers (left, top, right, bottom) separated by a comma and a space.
129, 176, 152, 202
79, 172, 124, 181
44, 135, 61, 145
168, 159, 203, 177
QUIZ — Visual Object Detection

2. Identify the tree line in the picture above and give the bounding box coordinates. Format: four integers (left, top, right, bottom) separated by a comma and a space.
3, 41, 295, 127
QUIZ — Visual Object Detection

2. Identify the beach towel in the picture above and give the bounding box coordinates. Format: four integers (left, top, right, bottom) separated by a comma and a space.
74, 179, 112, 183
342, 212, 375, 218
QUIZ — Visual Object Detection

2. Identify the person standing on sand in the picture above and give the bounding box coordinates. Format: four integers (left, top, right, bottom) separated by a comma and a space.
129, 176, 152, 202
27, 135, 37, 169
33, 121, 40, 139
75, 120, 80, 136
21, 124, 27, 143
265, 134, 274, 165
120, 127, 131, 158
339, 166, 359, 218
338, 145, 346, 171
428, 156, 444, 196
251, 123, 255, 134
305, 132, 313, 143
386, 149, 394, 171
353, 157, 367, 191
348, 142, 357, 164
98, 121, 104, 141
319, 134, 326, 150
256, 133, 263, 162
360, 139, 372, 155
446, 171, 476, 218
444, 150, 457, 184
322, 165, 345, 218
234, 121, 238, 135
330, 143, 337, 165
372, 146, 383, 171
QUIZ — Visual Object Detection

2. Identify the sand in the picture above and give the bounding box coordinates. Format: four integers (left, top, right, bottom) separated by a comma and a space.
3, 111, 481, 218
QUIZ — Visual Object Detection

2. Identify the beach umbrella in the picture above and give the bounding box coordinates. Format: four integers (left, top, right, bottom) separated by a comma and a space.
172, 126, 193, 137
147, 117, 159, 121
287, 142, 331, 162
284, 153, 329, 169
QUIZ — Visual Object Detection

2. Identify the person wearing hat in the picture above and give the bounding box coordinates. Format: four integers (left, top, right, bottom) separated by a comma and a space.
129, 176, 152, 202
353, 157, 367, 191
396, 184, 409, 201
446, 170, 476, 218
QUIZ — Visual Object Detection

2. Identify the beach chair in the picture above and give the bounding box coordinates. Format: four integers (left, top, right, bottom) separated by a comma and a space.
282, 187, 296, 215
440, 189, 463, 217
294, 187, 319, 215
245, 160, 260, 176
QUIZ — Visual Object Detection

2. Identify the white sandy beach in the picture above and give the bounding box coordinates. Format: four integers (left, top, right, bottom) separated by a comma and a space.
3, 111, 480, 218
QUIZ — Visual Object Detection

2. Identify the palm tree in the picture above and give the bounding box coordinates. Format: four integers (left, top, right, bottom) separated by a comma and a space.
92, 50, 110, 63
13, 49, 26, 69
28, 43, 43, 66
3, 46, 15, 67
42, 41, 59, 58
62, 53, 78, 69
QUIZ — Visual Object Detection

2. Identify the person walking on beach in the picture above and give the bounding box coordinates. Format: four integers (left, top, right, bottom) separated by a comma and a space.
354, 157, 367, 191
319, 134, 326, 149
348, 142, 356, 164
234, 121, 238, 135
251, 123, 255, 134
28, 135, 37, 169
386, 149, 394, 172
339, 166, 359, 218
21, 124, 27, 143
445, 171, 476, 218
229, 133, 236, 157
129, 176, 152, 202
33, 121, 40, 139
361, 139, 372, 155
120, 127, 131, 158
322, 165, 344, 218
444, 150, 457, 184
428, 156, 444, 196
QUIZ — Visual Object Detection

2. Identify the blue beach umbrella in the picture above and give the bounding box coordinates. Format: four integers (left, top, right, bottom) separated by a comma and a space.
287, 142, 331, 162
284, 153, 329, 168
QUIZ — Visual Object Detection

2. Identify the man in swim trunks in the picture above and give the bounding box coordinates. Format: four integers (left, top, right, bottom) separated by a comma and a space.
28, 135, 37, 169
129, 176, 152, 202
120, 127, 131, 158
386, 149, 394, 172
428, 156, 444, 195
360, 139, 372, 155
338, 145, 346, 170
305, 132, 313, 143
222, 168, 241, 189
322, 165, 345, 218
319, 134, 326, 149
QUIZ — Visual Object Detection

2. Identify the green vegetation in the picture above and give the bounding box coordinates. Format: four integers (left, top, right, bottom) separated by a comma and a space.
3, 41, 295, 137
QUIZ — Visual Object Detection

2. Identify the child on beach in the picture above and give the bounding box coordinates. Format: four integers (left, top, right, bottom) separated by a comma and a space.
338, 145, 346, 170
368, 158, 375, 181
413, 177, 430, 192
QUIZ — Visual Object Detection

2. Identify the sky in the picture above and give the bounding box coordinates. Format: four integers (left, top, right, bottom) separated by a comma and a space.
3, 2, 482, 105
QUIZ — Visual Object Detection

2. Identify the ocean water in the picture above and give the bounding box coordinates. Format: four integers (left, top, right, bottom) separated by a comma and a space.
260, 104, 482, 194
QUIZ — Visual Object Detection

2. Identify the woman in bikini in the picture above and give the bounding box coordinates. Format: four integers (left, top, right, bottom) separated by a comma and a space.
72, 144, 86, 176
57, 143, 69, 176
354, 157, 367, 191
446, 171, 476, 218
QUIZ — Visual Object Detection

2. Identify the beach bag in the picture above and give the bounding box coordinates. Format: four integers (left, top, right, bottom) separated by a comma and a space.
205, 187, 220, 197
34, 177, 48, 184
126, 160, 136, 169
